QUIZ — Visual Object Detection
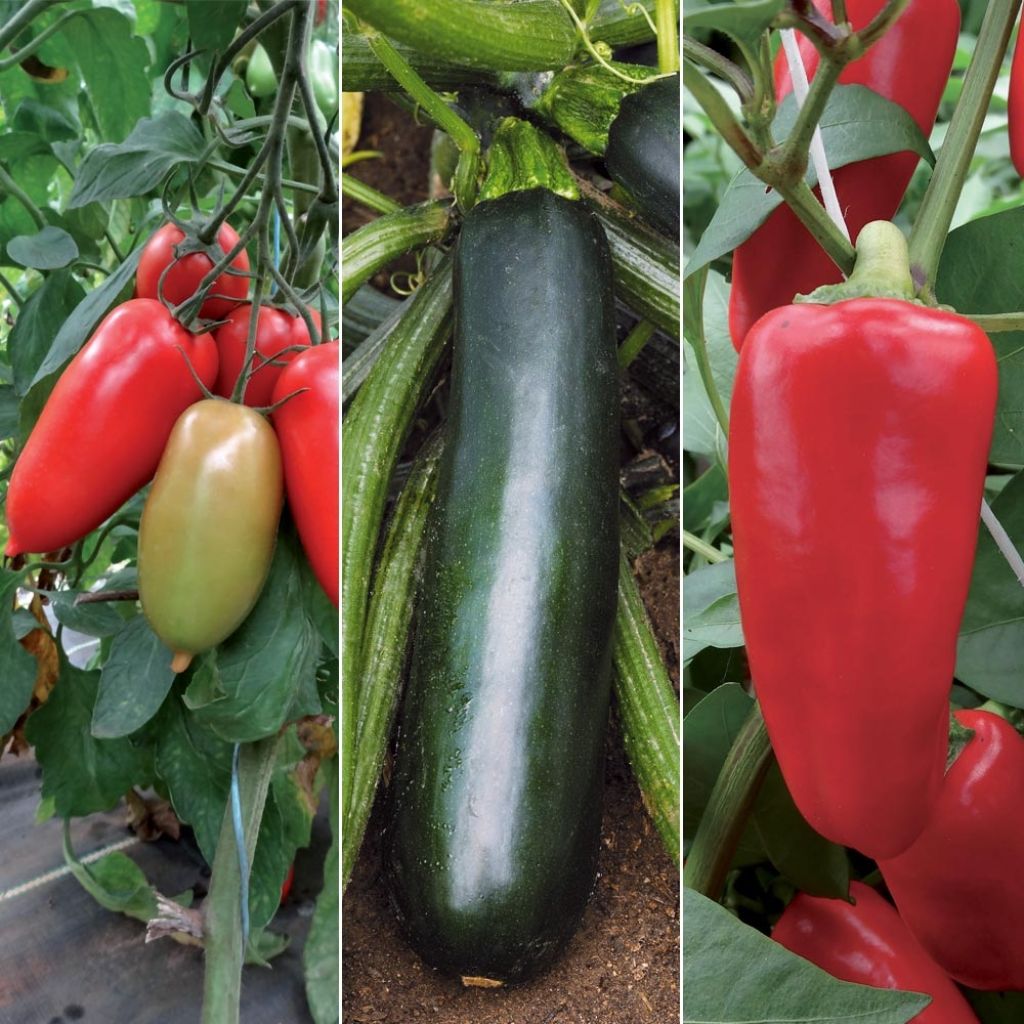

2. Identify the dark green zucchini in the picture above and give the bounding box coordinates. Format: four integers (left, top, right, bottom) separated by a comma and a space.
605, 75, 680, 236
383, 189, 620, 984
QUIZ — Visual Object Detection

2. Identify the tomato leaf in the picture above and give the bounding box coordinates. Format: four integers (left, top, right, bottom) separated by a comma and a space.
91, 614, 177, 739
183, 531, 323, 743
68, 113, 206, 208
7, 226, 79, 269
30, 247, 140, 386
26, 661, 152, 816
0, 570, 39, 734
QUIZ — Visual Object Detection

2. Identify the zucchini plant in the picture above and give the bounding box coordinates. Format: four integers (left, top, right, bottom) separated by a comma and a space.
341, 0, 680, 988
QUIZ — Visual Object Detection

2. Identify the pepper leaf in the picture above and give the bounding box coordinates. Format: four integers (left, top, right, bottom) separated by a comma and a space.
956, 469, 1024, 707
683, 889, 931, 1023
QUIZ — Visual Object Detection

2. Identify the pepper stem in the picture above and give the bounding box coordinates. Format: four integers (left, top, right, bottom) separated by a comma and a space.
796, 220, 916, 305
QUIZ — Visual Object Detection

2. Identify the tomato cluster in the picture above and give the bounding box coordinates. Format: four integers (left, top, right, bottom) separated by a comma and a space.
6, 223, 339, 670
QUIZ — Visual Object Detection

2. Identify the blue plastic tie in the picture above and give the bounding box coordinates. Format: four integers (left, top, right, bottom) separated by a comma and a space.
271, 206, 281, 297
230, 743, 251, 946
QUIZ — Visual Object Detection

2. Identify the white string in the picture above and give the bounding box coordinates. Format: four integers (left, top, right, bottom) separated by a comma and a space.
980, 498, 1024, 586
0, 834, 139, 903
780, 28, 851, 242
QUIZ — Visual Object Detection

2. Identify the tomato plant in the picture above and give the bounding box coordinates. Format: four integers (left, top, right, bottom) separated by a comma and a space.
0, 2, 339, 1023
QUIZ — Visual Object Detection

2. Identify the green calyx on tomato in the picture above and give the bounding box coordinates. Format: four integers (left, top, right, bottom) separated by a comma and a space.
135, 222, 250, 322
212, 303, 316, 407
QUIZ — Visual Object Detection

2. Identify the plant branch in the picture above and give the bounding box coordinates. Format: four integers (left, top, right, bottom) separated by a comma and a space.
683, 704, 774, 900
909, 0, 1022, 292
681, 36, 753, 103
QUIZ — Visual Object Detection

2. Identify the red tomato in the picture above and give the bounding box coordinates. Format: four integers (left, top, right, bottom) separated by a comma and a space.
271, 341, 339, 605
5, 299, 219, 557
135, 222, 250, 321
213, 305, 309, 407
280, 863, 295, 903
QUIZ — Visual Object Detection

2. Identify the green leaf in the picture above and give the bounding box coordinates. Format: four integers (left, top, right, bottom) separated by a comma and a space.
30, 246, 140, 386
249, 728, 315, 934
746, 764, 850, 899
683, 559, 742, 662
183, 531, 323, 743
50, 591, 127, 638
685, 86, 934, 278
92, 615, 176, 739
304, 757, 339, 1024
683, 270, 735, 458
7, 226, 79, 269
185, 0, 247, 57
683, 889, 931, 1023
64, 839, 158, 924
0, 384, 20, 439
9, 271, 86, 396
683, 0, 785, 43
69, 113, 206, 208
935, 206, 1024, 469
153, 689, 232, 863
956, 470, 1024, 706
25, 662, 151, 816
683, 463, 728, 535
0, 571, 39, 733
63, 8, 151, 144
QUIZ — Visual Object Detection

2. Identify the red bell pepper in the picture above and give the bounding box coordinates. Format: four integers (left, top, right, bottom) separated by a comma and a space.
880, 710, 1024, 991
728, 0, 959, 350
730, 225, 997, 858
1010, 26, 1024, 177
773, 881, 978, 1022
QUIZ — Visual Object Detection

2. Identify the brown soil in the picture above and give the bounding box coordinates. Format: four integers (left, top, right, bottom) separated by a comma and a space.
342, 94, 680, 1024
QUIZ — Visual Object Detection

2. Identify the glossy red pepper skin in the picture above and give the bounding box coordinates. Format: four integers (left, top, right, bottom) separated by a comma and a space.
880, 711, 1024, 991
5, 298, 218, 557
774, 882, 978, 1023
271, 341, 339, 606
1010, 28, 1024, 177
730, 299, 997, 858
728, 0, 959, 350
213, 305, 316, 407
135, 222, 250, 321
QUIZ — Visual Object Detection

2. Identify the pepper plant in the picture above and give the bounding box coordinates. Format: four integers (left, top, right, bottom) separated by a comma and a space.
0, 2, 339, 1022
684, 1, 1024, 1021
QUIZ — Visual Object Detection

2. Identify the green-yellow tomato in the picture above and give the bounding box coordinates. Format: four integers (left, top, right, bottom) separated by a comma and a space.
139, 399, 283, 672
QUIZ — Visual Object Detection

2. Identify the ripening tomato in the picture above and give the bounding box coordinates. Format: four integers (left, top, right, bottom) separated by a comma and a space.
271, 341, 339, 606
135, 222, 250, 321
138, 399, 283, 672
213, 305, 317, 407
5, 299, 218, 557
